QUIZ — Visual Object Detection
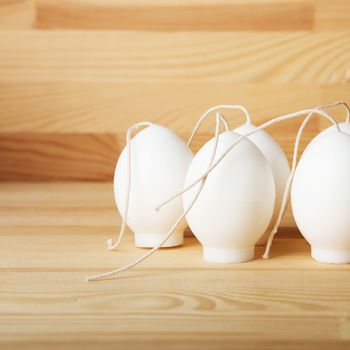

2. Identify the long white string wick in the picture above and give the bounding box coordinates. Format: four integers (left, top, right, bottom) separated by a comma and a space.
321, 100, 350, 123
262, 111, 315, 259
155, 108, 339, 212
93, 103, 345, 280
187, 104, 251, 147
156, 105, 251, 212
218, 113, 229, 132
262, 101, 348, 258
86, 113, 224, 282
107, 121, 153, 251
312, 101, 349, 123
107, 114, 227, 251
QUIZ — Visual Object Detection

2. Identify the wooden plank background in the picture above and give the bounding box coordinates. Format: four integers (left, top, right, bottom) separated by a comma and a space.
0, 0, 349, 182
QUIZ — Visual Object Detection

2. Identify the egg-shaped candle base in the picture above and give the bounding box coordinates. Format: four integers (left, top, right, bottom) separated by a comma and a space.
203, 246, 255, 263
134, 230, 184, 248
311, 247, 350, 264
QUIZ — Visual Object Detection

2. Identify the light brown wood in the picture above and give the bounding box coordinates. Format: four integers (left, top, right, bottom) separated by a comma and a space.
35, 0, 315, 31
1, 81, 348, 181
1, 1, 350, 31
0, 133, 120, 181
0, 181, 295, 228
0, 0, 35, 29
0, 2, 349, 194
0, 82, 335, 132
0, 126, 318, 182
315, 0, 350, 30
0, 182, 349, 349
1, 31, 349, 83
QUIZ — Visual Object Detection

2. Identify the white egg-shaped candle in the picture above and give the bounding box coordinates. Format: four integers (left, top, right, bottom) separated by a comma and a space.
183, 131, 276, 263
291, 131, 350, 263
305, 122, 350, 150
114, 124, 193, 248
235, 123, 290, 245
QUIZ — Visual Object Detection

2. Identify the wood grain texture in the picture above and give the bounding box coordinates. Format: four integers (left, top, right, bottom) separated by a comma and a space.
0, 182, 349, 350
0, 1, 349, 185
0, 177, 297, 228
35, 0, 315, 31
1, 82, 347, 133
0, 126, 318, 183
315, 0, 350, 30
0, 82, 348, 181
0, 133, 120, 181
0, 83, 327, 132
1, 0, 350, 31
0, 0, 35, 29
1, 31, 349, 83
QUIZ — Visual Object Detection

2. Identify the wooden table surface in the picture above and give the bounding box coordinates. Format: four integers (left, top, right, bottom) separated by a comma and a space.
1, 182, 350, 350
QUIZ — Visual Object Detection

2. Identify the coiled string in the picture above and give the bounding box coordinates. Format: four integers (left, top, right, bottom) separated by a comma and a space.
86, 112, 224, 282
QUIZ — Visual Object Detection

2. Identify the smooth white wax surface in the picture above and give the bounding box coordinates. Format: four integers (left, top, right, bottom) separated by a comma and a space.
114, 124, 193, 248
305, 122, 350, 152
235, 123, 290, 245
183, 131, 276, 263
291, 131, 350, 264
